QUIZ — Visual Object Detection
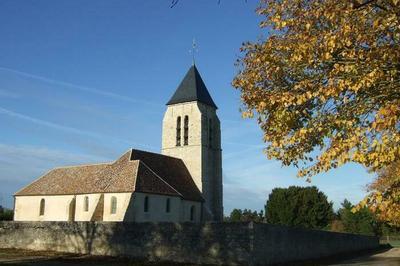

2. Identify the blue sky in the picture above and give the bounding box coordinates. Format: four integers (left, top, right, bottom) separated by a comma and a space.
0, 0, 374, 213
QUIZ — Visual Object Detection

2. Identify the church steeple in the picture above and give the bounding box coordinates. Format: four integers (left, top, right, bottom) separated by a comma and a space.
166, 65, 217, 109
162, 65, 223, 221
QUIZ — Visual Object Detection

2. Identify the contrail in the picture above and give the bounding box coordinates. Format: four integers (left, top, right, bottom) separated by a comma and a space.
0, 66, 158, 106
0, 107, 157, 150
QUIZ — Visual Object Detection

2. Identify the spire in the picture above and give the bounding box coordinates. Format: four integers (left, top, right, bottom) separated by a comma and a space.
166, 65, 217, 109
189, 38, 198, 66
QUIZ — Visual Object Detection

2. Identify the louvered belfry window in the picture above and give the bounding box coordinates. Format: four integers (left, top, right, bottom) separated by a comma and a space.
144, 196, 149, 212
176, 116, 181, 146
166, 198, 170, 213
184, 115, 189, 145
190, 205, 195, 221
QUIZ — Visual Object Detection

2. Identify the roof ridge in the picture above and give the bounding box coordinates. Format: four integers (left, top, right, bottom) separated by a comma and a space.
138, 161, 183, 198
52, 162, 111, 170
51, 151, 132, 170
130, 148, 183, 161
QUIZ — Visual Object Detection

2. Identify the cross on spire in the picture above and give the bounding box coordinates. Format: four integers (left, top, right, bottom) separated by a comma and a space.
189, 38, 198, 65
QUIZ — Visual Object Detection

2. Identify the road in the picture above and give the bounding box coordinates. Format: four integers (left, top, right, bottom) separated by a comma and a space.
330, 248, 400, 266
0, 248, 399, 265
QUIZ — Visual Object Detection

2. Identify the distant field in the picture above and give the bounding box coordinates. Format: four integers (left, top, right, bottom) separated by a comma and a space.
388, 240, 400, 248
380, 237, 400, 248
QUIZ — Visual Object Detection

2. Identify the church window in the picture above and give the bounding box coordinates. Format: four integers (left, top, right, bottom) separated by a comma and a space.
144, 196, 149, 212
190, 205, 195, 221
184, 116, 189, 145
84, 196, 89, 212
39, 198, 45, 216
166, 198, 170, 213
176, 116, 181, 146
110, 196, 117, 214
208, 119, 213, 148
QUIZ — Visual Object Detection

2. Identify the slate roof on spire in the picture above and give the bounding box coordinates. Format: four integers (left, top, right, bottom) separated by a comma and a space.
167, 65, 217, 109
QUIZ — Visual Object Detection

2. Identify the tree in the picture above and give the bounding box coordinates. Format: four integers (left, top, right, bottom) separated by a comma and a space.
265, 186, 334, 229
0, 206, 13, 221
227, 208, 264, 222
338, 199, 379, 235
355, 161, 400, 226
229, 209, 243, 222
232, 0, 400, 179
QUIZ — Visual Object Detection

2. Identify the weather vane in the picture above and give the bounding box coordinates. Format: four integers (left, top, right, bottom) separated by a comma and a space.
189, 38, 198, 65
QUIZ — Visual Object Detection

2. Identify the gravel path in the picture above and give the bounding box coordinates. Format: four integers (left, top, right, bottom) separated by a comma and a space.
1, 248, 399, 265
329, 248, 400, 266
0, 249, 191, 266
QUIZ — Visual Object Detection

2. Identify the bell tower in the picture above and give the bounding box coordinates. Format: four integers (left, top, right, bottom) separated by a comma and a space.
161, 65, 223, 221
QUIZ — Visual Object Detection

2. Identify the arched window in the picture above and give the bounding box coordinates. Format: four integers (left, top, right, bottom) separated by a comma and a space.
166, 198, 170, 213
84, 196, 89, 212
190, 205, 195, 221
176, 116, 181, 146
208, 119, 213, 148
184, 116, 189, 145
110, 196, 117, 214
39, 198, 45, 216
144, 196, 149, 212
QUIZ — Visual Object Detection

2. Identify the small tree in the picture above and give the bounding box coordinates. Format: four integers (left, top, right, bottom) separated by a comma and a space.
0, 207, 13, 221
227, 208, 264, 222
265, 186, 334, 229
339, 199, 379, 236
229, 209, 243, 222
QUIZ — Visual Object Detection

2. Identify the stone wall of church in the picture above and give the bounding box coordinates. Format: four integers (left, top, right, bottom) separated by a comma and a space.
161, 101, 223, 221
103, 193, 132, 222
125, 192, 201, 223
0, 221, 379, 265
14, 193, 201, 223
75, 194, 102, 221
162, 101, 204, 191
14, 195, 75, 221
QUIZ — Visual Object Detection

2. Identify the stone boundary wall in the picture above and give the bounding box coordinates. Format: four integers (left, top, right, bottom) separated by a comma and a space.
0, 221, 379, 265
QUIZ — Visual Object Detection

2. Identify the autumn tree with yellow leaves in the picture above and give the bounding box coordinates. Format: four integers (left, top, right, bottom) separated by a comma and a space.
233, 0, 400, 223
357, 161, 400, 226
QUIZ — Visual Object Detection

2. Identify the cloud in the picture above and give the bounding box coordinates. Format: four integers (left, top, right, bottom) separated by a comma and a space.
0, 106, 156, 151
0, 143, 111, 184
0, 143, 108, 166
0, 66, 158, 107
0, 143, 112, 208
0, 89, 20, 99
223, 183, 270, 215
0, 107, 98, 137
223, 143, 264, 160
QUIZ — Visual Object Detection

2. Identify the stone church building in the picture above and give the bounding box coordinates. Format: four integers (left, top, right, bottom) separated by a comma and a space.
14, 65, 223, 222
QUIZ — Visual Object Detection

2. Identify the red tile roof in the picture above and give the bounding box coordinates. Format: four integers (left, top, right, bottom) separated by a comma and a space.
15, 149, 203, 202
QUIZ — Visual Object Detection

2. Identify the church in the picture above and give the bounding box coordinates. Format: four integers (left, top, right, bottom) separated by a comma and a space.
13, 65, 223, 222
